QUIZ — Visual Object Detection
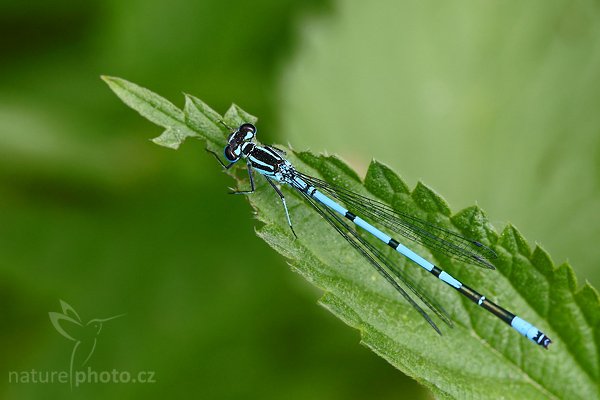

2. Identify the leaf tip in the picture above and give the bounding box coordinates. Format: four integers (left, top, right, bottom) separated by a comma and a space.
100, 75, 122, 88
412, 181, 451, 215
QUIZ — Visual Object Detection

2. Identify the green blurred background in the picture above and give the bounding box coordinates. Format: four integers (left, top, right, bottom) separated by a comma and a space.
1, 0, 598, 399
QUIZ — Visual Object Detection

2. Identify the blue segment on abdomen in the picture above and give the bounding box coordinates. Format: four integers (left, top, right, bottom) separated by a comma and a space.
511, 316, 541, 342
292, 177, 308, 190
395, 243, 435, 272
313, 191, 349, 216
439, 271, 462, 288
353, 216, 391, 243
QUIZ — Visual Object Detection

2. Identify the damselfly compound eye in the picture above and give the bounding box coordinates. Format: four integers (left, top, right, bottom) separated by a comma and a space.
238, 123, 256, 135
224, 145, 238, 161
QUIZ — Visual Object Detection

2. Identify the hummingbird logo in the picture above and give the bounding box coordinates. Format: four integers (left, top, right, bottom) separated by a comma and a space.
49, 300, 124, 388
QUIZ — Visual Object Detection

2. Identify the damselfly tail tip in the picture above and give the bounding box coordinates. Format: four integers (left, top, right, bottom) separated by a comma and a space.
540, 335, 552, 350
533, 330, 552, 349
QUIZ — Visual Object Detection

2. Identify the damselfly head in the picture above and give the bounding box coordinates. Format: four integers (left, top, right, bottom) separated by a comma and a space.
224, 123, 257, 161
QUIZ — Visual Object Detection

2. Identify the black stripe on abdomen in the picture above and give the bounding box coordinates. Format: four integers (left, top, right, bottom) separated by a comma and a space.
458, 284, 514, 325
388, 238, 399, 249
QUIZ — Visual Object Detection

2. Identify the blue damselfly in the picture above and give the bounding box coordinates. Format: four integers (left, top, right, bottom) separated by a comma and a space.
208, 122, 551, 349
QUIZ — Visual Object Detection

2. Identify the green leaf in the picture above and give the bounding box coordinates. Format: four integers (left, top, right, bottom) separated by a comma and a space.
104, 77, 600, 400
182, 94, 228, 153
101, 76, 198, 149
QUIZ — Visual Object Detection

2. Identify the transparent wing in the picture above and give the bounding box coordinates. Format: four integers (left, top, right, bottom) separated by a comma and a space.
293, 182, 453, 332
297, 172, 497, 269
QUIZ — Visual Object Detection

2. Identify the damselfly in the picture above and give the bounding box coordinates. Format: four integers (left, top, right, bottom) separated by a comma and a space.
208, 122, 552, 349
